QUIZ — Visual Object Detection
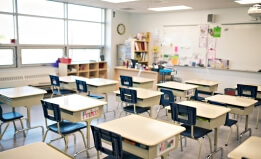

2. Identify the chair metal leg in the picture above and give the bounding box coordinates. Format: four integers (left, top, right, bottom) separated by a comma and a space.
225, 127, 233, 146
256, 107, 259, 129
42, 129, 49, 142
156, 106, 162, 119
119, 110, 124, 118
74, 130, 90, 158
18, 118, 26, 137
64, 136, 69, 151
180, 135, 183, 151
196, 139, 202, 159
206, 134, 213, 154
236, 123, 239, 141
0, 123, 10, 140
13, 121, 17, 132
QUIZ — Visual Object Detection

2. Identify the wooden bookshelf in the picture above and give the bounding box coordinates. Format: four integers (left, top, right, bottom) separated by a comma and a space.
59, 61, 107, 78
134, 32, 150, 66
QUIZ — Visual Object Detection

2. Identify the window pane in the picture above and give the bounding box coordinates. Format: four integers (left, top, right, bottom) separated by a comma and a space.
0, 0, 13, 12
0, 49, 14, 65
69, 49, 100, 62
68, 4, 104, 22
68, 21, 102, 45
0, 14, 15, 44
19, 16, 64, 44
21, 49, 63, 64
17, 0, 63, 18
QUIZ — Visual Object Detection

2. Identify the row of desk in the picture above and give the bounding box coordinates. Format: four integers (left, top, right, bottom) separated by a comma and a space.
0, 76, 260, 159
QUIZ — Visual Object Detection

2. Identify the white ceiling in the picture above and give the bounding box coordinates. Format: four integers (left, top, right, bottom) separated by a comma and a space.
52, 0, 254, 14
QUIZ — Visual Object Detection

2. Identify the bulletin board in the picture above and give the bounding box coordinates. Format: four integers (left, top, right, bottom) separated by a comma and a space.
215, 23, 261, 72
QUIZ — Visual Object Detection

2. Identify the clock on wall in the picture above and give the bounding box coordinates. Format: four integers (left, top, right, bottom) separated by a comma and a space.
117, 23, 126, 35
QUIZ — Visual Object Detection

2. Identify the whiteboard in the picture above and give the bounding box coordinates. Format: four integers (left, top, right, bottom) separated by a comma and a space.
216, 23, 261, 72
158, 25, 206, 66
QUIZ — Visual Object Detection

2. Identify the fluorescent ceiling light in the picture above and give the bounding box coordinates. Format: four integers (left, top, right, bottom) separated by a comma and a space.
101, 0, 139, 3
235, 0, 261, 4
148, 5, 192, 11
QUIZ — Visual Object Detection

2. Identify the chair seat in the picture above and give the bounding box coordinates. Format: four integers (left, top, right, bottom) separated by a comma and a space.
123, 105, 150, 114
255, 100, 261, 107
53, 89, 76, 95
2, 112, 23, 122
225, 119, 237, 127
181, 124, 212, 139
104, 151, 142, 159
190, 96, 205, 101
48, 121, 86, 135
88, 94, 104, 99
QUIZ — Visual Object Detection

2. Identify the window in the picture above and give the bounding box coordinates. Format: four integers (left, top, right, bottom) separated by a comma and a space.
68, 4, 104, 22
0, 49, 15, 66
69, 49, 101, 62
18, 16, 64, 44
17, 0, 64, 18
21, 49, 63, 65
0, 14, 15, 44
0, 0, 13, 13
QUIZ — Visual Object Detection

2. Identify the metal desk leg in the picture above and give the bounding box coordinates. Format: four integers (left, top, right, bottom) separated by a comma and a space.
239, 115, 252, 143
206, 128, 223, 159
14, 106, 44, 142
102, 93, 116, 119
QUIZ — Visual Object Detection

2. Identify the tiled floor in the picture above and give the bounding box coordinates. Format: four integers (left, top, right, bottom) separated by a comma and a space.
0, 92, 261, 159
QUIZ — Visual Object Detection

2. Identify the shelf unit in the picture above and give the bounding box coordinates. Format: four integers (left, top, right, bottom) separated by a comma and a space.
59, 61, 107, 78
134, 32, 150, 66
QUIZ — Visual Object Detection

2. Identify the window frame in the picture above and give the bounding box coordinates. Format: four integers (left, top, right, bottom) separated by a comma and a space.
0, 47, 17, 68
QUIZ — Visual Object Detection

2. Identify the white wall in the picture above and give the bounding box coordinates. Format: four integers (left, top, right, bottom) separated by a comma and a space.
119, 7, 261, 93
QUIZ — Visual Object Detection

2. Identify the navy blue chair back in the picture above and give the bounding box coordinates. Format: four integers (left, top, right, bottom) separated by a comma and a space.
119, 87, 137, 104
120, 75, 133, 87
49, 75, 60, 87
160, 89, 175, 106
237, 84, 257, 99
41, 100, 61, 122
76, 80, 87, 93
0, 106, 4, 121
91, 125, 123, 159
170, 103, 196, 126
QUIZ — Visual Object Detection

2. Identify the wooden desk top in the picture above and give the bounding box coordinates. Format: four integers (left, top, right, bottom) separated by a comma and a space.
157, 82, 198, 91
132, 77, 155, 83
179, 101, 230, 119
114, 87, 163, 99
115, 66, 158, 74
0, 142, 73, 159
43, 94, 107, 112
59, 75, 87, 83
0, 86, 47, 98
98, 115, 185, 146
228, 136, 261, 159
206, 95, 257, 107
184, 79, 219, 86
87, 78, 118, 86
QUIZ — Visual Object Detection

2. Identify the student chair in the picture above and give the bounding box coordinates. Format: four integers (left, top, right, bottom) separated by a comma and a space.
41, 100, 88, 157
76, 79, 104, 99
0, 105, 26, 140
91, 125, 142, 159
156, 89, 175, 119
118, 87, 150, 117
190, 88, 205, 101
208, 101, 239, 146
237, 84, 261, 129
170, 103, 212, 159
49, 75, 76, 98
120, 75, 133, 87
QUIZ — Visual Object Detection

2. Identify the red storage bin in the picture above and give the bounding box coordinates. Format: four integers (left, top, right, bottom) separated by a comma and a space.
224, 88, 236, 96
59, 58, 72, 64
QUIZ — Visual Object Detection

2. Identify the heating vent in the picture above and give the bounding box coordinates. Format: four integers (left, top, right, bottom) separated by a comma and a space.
24, 74, 49, 79
0, 76, 24, 82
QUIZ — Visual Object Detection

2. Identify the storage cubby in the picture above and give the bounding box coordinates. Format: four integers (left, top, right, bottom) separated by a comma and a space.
59, 62, 107, 78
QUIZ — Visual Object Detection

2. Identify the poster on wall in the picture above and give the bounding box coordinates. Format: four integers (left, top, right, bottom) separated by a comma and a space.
213, 26, 221, 38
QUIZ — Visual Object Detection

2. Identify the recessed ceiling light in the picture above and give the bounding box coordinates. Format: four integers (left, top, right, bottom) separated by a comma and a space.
148, 5, 192, 11
235, 0, 261, 4
101, 0, 139, 3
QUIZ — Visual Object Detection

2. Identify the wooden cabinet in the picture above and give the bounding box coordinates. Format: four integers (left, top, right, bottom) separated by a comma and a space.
134, 32, 150, 66
59, 62, 107, 78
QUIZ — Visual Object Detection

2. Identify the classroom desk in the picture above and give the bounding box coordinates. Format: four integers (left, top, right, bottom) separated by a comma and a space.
205, 95, 257, 142
0, 86, 46, 137
227, 136, 261, 159
114, 87, 163, 117
114, 66, 159, 90
0, 142, 73, 159
157, 81, 198, 99
132, 76, 155, 89
43, 94, 107, 155
176, 101, 230, 159
97, 115, 186, 159
184, 79, 219, 95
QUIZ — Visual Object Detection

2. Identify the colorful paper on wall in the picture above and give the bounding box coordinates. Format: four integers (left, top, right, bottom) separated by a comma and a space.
213, 26, 221, 38
171, 55, 179, 65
